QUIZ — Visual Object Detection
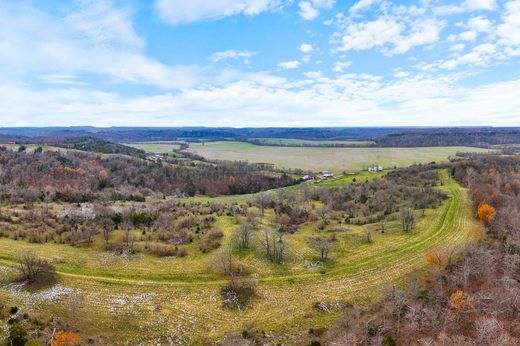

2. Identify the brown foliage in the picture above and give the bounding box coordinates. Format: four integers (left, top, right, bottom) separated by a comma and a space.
477, 202, 496, 223
51, 330, 79, 346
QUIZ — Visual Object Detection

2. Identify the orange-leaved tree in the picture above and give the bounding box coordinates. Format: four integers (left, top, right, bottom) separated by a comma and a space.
51, 330, 79, 346
477, 202, 496, 224
449, 290, 470, 309
98, 169, 109, 180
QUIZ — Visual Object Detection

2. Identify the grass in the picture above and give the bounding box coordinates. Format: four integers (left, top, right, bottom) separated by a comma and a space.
187, 141, 496, 173
0, 171, 480, 344
185, 170, 386, 204
125, 142, 183, 156
251, 138, 375, 146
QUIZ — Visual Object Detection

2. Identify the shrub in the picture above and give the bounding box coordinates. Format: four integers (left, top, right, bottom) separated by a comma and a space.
149, 244, 177, 257
8, 322, 28, 346
220, 280, 256, 311
200, 229, 224, 253
16, 250, 56, 287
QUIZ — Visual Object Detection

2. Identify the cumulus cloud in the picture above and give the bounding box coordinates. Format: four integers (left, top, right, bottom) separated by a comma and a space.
155, 0, 282, 25
467, 16, 493, 33
209, 50, 257, 63
337, 17, 443, 54
435, 0, 497, 15
299, 43, 313, 53
298, 0, 335, 20
350, 0, 380, 14
497, 0, 520, 46
278, 60, 301, 69
332, 61, 351, 72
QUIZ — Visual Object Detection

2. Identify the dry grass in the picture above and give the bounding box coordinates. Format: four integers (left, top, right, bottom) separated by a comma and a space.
187, 142, 495, 173
0, 171, 480, 344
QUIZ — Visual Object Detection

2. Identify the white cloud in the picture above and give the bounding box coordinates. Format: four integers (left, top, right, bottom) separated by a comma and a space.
278, 60, 301, 69
497, 0, 520, 46
0, 1, 201, 89
332, 61, 351, 72
464, 0, 497, 11
337, 17, 443, 54
209, 50, 257, 63
450, 43, 466, 51
435, 0, 497, 15
339, 18, 403, 52
299, 43, 313, 53
459, 30, 478, 42
298, 2, 319, 20
438, 43, 497, 69
66, 0, 143, 49
298, 0, 335, 20
393, 19, 445, 54
156, 0, 282, 25
350, 0, 380, 14
3, 74, 520, 127
467, 16, 493, 33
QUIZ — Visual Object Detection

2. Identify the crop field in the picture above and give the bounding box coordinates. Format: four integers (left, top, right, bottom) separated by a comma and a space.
0, 171, 480, 344
187, 141, 495, 173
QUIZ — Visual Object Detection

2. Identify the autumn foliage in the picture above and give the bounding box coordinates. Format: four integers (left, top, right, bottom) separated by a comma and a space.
449, 290, 470, 309
51, 331, 79, 346
476, 202, 496, 223
98, 169, 109, 180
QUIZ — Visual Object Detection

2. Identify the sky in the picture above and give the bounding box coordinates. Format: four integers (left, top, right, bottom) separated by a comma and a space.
0, 0, 519, 127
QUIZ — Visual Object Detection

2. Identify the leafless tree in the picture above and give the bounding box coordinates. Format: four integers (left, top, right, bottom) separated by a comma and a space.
309, 235, 336, 261
400, 207, 415, 232
16, 250, 56, 285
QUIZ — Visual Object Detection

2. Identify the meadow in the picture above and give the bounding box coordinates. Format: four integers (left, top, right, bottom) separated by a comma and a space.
249, 138, 375, 146
187, 141, 495, 173
0, 170, 480, 344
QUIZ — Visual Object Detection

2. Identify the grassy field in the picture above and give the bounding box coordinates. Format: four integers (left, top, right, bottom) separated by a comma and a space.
125, 142, 183, 156
187, 142, 495, 173
0, 171, 480, 344
251, 138, 375, 146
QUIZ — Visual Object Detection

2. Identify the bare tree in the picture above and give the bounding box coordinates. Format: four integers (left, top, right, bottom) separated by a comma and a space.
400, 207, 415, 232
100, 217, 115, 248
378, 216, 388, 233
255, 192, 270, 217
16, 250, 56, 285
309, 235, 336, 261
261, 228, 289, 264
235, 222, 255, 250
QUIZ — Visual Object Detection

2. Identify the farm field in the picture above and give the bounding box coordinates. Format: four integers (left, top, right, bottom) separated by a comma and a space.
250, 138, 375, 146
187, 141, 495, 173
0, 171, 480, 344
126, 142, 183, 156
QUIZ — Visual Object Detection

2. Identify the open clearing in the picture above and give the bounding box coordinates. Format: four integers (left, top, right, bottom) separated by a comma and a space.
0, 171, 480, 344
126, 142, 182, 155
187, 141, 495, 173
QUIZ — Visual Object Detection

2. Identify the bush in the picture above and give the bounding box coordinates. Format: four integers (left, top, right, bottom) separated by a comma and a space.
16, 250, 56, 287
8, 322, 28, 346
220, 280, 256, 311
149, 243, 177, 257
200, 229, 224, 253
149, 244, 188, 258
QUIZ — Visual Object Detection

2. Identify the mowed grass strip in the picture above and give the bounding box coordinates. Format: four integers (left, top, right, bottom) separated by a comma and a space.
187, 141, 495, 173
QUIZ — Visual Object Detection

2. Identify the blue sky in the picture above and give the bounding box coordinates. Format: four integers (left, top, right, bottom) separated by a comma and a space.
0, 0, 519, 127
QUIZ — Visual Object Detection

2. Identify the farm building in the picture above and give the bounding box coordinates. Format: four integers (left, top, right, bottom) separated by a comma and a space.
321, 171, 334, 178
368, 165, 384, 172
